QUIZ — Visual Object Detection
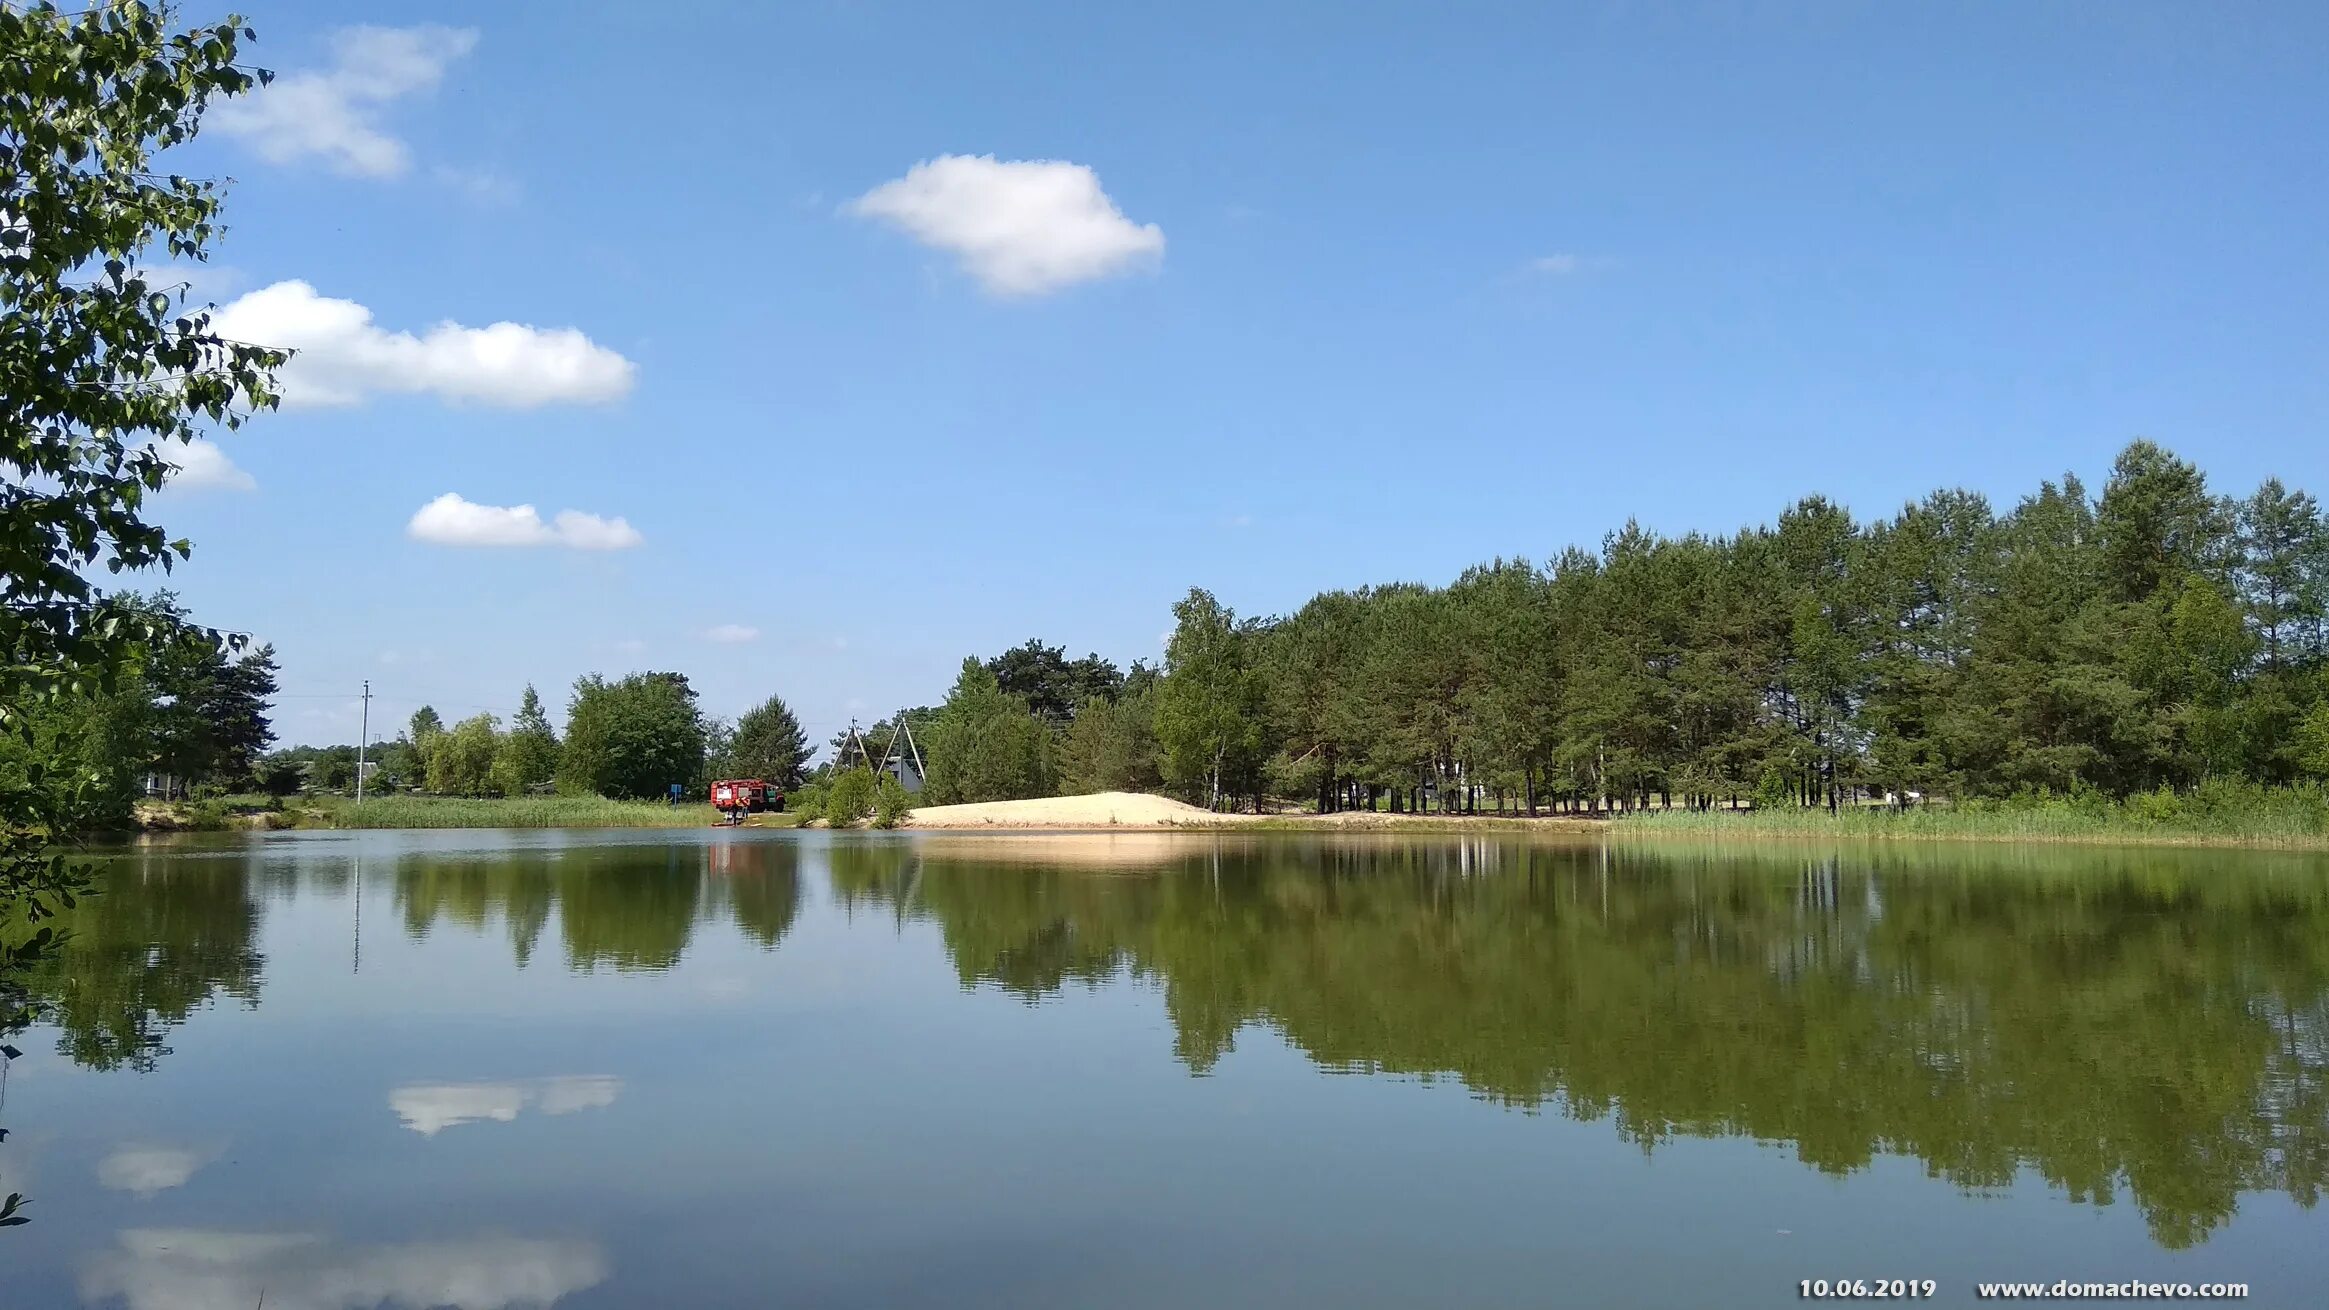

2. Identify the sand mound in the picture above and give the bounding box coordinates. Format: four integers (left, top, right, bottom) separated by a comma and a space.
902, 791, 1247, 829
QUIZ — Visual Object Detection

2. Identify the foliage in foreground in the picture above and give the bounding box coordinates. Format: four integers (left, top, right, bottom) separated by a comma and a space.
2, 4, 280, 1046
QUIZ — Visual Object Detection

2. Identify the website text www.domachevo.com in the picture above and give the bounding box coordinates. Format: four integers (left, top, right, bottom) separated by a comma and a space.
1796, 1278, 2249, 1300
1973, 1282, 2248, 1300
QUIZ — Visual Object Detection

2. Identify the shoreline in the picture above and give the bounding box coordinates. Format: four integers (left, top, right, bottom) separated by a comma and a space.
110, 792, 2329, 851
1611, 824, 2329, 852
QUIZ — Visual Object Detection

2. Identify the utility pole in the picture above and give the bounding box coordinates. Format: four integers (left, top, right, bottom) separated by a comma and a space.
355, 680, 372, 804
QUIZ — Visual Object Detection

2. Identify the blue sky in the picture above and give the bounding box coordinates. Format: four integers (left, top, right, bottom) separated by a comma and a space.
139, 0, 2329, 749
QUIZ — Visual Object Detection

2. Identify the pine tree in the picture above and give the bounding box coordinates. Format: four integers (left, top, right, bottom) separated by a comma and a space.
490, 685, 560, 797
2237, 479, 2327, 671
209, 643, 278, 785
924, 660, 1052, 804
728, 694, 811, 788
1154, 589, 1267, 810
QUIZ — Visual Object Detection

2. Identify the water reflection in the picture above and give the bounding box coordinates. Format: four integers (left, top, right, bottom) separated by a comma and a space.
16, 832, 2329, 1253
390, 1075, 623, 1136
80, 1228, 609, 1310
11, 851, 262, 1072
94, 1145, 215, 1197
391, 838, 800, 970
835, 837, 2329, 1249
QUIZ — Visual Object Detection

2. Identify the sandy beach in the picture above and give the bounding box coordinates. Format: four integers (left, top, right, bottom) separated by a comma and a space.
900, 791, 1245, 828
895, 791, 1604, 833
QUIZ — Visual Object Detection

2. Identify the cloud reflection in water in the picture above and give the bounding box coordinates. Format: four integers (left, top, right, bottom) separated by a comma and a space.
96, 1145, 215, 1196
80, 1228, 608, 1310
389, 1075, 621, 1136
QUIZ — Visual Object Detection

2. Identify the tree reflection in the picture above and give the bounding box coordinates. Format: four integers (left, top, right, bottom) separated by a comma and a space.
14, 833, 2327, 1249
388, 837, 805, 969
843, 838, 2329, 1248
397, 856, 555, 965
708, 839, 802, 949
8, 835, 813, 1083
9, 848, 262, 1072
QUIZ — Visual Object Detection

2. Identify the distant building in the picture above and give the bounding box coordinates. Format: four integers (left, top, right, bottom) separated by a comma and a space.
880, 749, 925, 795
877, 716, 927, 794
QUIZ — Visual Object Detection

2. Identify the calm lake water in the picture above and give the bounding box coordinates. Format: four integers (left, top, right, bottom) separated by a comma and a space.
2, 829, 2324, 1308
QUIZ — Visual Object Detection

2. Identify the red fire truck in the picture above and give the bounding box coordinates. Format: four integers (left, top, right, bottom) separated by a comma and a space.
709, 778, 784, 823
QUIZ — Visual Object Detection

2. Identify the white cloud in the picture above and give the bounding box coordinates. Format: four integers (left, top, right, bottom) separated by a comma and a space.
212, 25, 478, 178
702, 624, 759, 645
148, 439, 256, 493
80, 1228, 608, 1310
849, 155, 1164, 296
97, 1146, 214, 1197
1528, 254, 1582, 275
542, 509, 643, 550
210, 281, 635, 409
407, 494, 643, 551
389, 1075, 623, 1136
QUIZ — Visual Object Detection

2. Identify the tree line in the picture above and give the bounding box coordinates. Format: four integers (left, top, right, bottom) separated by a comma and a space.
281, 675, 813, 803
818, 640, 1163, 806
39, 443, 2327, 824
0, 594, 279, 828
910, 442, 2329, 813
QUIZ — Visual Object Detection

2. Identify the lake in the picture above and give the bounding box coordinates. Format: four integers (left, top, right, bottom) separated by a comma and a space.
1, 829, 2323, 1308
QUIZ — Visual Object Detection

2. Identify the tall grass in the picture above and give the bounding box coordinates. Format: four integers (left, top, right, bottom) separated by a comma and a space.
1618, 780, 2329, 848
307, 794, 803, 830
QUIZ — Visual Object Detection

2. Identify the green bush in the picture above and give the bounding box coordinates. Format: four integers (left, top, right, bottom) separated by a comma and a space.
2128, 786, 2182, 826
790, 780, 828, 821
872, 775, 912, 829
1751, 766, 1793, 810
824, 768, 877, 828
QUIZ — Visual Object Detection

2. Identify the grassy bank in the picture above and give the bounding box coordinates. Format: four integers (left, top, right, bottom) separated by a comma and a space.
276, 795, 807, 830
138, 794, 720, 830
311, 795, 712, 829
1616, 782, 2329, 849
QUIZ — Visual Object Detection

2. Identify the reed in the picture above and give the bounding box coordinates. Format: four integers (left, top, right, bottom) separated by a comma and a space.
1616, 781, 2329, 849
307, 795, 806, 830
